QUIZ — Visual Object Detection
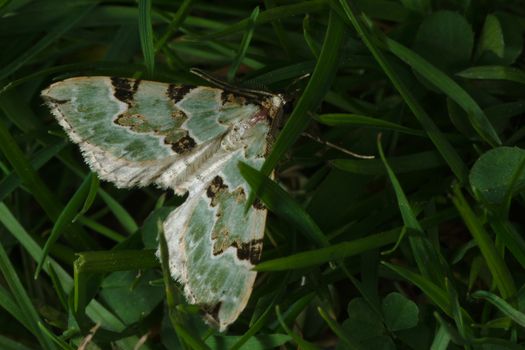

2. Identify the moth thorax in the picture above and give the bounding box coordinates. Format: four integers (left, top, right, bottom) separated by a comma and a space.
221, 122, 252, 151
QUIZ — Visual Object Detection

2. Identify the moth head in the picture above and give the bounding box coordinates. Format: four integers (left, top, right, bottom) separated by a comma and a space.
261, 94, 285, 122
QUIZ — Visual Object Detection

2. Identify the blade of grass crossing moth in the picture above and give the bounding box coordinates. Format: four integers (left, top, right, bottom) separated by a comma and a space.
155, 0, 194, 53
457, 66, 525, 85
276, 305, 321, 350
239, 162, 329, 247
0, 4, 95, 81
451, 184, 517, 298
139, 0, 155, 75
35, 173, 96, 279
227, 6, 259, 82
247, 9, 345, 208
471, 290, 525, 327
0, 141, 66, 202
377, 136, 447, 286
383, 38, 501, 146
335, 0, 469, 184
0, 242, 56, 350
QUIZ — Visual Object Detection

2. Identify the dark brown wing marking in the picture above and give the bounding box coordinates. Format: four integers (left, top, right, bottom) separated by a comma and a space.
170, 134, 196, 154
110, 77, 139, 104
168, 84, 195, 102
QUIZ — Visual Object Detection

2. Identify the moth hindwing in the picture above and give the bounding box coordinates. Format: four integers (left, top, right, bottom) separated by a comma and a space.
42, 76, 284, 330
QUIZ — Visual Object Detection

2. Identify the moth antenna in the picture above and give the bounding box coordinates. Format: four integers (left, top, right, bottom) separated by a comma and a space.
190, 68, 239, 92
302, 132, 375, 159
289, 73, 311, 89
283, 73, 311, 103
238, 78, 270, 93
190, 68, 276, 99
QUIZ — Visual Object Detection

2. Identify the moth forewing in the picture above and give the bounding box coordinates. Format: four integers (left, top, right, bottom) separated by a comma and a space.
42, 76, 284, 331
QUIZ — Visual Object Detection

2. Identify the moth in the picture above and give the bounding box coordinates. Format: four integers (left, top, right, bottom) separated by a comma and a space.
42, 75, 284, 331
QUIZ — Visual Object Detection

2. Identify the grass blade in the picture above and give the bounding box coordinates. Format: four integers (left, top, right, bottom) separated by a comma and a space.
276, 305, 320, 350
99, 189, 138, 234
382, 262, 451, 318
0, 4, 95, 81
451, 184, 516, 298
250, 9, 346, 205
332, 150, 445, 175
0, 121, 60, 220
0, 141, 66, 202
0, 203, 139, 337
318, 307, 365, 350
194, 0, 327, 40
155, 0, 194, 53
0, 242, 56, 349
316, 113, 426, 137
378, 135, 447, 284
138, 0, 155, 75
74, 250, 158, 274
457, 66, 525, 85
255, 229, 398, 271
336, 0, 469, 184
239, 162, 329, 248
227, 6, 259, 82
35, 173, 98, 278
384, 38, 501, 146
471, 290, 525, 327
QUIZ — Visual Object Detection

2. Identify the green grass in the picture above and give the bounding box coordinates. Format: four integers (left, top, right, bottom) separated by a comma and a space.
1, 0, 525, 348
